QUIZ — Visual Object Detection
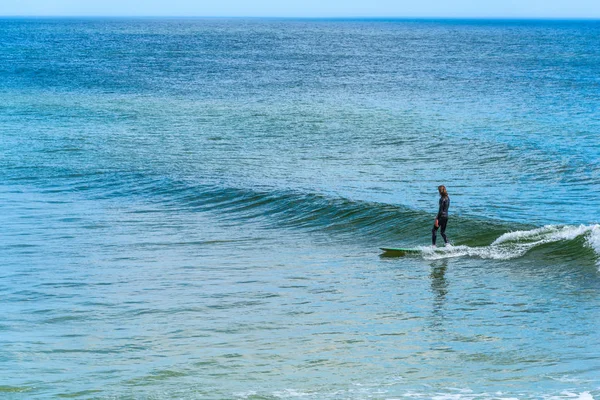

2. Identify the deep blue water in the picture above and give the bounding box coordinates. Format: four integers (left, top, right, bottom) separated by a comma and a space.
1, 18, 600, 399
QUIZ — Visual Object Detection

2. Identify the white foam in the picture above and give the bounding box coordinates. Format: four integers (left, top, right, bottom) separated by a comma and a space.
402, 390, 594, 400
273, 389, 312, 398
234, 391, 257, 399
492, 225, 596, 246
544, 392, 595, 400
235, 388, 595, 400
585, 225, 600, 262
419, 224, 600, 262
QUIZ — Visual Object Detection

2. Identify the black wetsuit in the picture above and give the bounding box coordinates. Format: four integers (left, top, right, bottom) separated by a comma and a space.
432, 195, 450, 246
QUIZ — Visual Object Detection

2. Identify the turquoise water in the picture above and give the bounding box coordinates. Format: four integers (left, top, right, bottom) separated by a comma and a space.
1, 18, 600, 399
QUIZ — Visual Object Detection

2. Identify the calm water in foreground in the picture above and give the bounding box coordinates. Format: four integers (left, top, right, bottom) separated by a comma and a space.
1, 18, 600, 399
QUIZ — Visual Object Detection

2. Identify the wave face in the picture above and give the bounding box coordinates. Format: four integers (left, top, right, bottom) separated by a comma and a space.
48, 173, 600, 265
177, 184, 600, 264
90, 176, 507, 242
3, 161, 597, 264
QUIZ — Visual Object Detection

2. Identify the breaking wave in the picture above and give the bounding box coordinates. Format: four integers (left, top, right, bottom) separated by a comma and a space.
419, 224, 600, 262
30, 172, 600, 264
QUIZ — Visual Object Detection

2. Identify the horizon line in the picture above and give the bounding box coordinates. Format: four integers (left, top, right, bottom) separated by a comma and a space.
1, 15, 600, 20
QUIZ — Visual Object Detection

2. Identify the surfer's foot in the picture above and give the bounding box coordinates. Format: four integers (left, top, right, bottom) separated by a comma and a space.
431, 244, 436, 248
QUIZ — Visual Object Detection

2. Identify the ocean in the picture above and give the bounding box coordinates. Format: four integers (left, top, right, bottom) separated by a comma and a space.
1, 17, 599, 399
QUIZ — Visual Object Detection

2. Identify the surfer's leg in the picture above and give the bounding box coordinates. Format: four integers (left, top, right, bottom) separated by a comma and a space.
440, 218, 448, 244
432, 224, 438, 246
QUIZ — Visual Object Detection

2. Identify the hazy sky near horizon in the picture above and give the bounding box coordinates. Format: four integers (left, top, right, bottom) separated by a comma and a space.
1, 0, 599, 18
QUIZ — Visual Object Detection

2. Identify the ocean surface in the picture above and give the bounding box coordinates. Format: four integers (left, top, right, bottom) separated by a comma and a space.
1, 17, 600, 399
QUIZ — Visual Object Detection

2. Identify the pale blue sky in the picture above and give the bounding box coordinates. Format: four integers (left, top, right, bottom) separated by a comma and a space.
1, 0, 599, 18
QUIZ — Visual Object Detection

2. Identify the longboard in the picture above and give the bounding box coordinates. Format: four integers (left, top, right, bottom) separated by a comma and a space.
380, 247, 421, 254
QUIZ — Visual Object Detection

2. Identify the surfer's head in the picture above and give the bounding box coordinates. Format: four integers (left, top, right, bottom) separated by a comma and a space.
438, 185, 448, 197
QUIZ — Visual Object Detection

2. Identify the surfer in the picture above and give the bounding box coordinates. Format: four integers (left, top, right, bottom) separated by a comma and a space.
432, 185, 450, 247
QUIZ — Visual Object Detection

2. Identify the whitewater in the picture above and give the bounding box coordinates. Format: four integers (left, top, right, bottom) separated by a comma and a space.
420, 225, 600, 264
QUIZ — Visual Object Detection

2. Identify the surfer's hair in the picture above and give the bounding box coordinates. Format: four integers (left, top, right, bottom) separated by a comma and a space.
438, 185, 448, 197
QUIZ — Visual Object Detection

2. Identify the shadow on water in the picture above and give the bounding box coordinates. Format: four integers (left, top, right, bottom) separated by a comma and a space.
428, 259, 448, 330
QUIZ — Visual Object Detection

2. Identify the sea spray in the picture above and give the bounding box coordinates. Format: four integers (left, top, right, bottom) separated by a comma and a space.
585, 224, 600, 268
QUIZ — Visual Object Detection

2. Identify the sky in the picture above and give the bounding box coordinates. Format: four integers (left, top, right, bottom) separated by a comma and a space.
1, 0, 599, 18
